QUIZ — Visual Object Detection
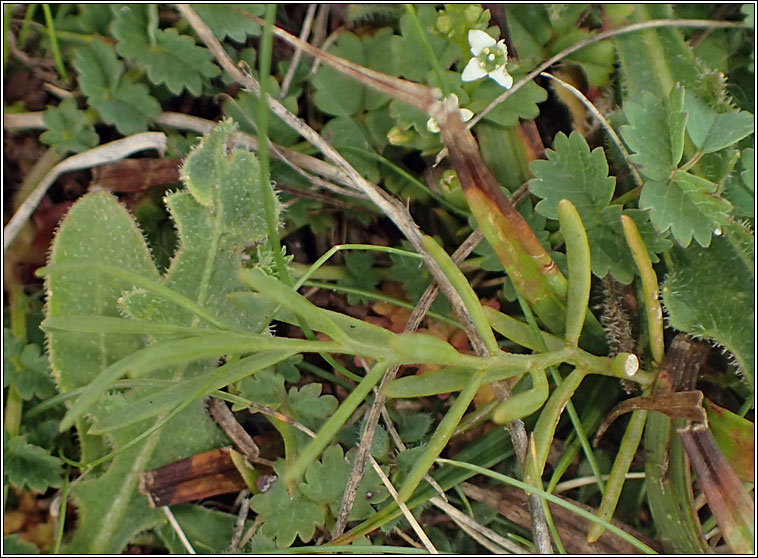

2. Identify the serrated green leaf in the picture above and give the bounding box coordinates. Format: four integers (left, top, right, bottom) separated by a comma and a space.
662, 225, 754, 387
40, 98, 98, 153
239, 367, 286, 408
620, 88, 688, 181
299, 445, 387, 523
337, 251, 380, 305
469, 77, 548, 127
529, 131, 616, 223
251, 462, 326, 548
96, 79, 161, 135
299, 444, 351, 504
190, 4, 264, 42
288, 383, 338, 433
74, 37, 121, 100
3, 329, 56, 401
4, 435, 62, 492
73, 37, 159, 135
639, 170, 732, 247
112, 4, 219, 95
684, 91, 754, 153
391, 5, 458, 82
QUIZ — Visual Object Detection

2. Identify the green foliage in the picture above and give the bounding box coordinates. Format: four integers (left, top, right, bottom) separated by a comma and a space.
4, 329, 56, 401
620, 85, 737, 247
251, 462, 326, 548
73, 37, 160, 135
112, 4, 220, 95
4, 434, 62, 492
40, 98, 98, 153
529, 132, 671, 283
42, 122, 275, 553
662, 223, 755, 386
639, 171, 732, 247
621, 86, 688, 182
684, 90, 755, 153
337, 252, 381, 305
3, 534, 39, 555
191, 4, 264, 42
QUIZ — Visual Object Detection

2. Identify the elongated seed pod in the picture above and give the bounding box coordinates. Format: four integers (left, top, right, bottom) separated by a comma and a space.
557, 199, 591, 347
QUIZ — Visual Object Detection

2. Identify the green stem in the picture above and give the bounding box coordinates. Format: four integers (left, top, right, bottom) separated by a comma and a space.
621, 215, 664, 364
18, 4, 38, 47
397, 374, 481, 502
436, 458, 657, 554
53, 466, 70, 553
517, 294, 606, 495
42, 4, 68, 81
587, 409, 648, 542
404, 4, 448, 95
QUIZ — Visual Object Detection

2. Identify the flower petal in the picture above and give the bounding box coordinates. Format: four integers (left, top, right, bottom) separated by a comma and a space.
468, 29, 495, 55
426, 117, 440, 133
488, 66, 514, 89
461, 57, 487, 82
460, 108, 474, 122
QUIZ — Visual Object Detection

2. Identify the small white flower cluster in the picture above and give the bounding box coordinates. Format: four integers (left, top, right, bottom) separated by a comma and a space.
426, 29, 514, 134
461, 29, 513, 89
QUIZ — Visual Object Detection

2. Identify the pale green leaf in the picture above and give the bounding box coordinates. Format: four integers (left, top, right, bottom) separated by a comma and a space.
639, 171, 732, 247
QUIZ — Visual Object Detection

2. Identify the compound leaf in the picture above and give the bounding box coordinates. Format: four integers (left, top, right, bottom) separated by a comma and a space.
621, 86, 688, 181
190, 4, 264, 42
73, 37, 159, 135
639, 170, 732, 247
3, 330, 56, 401
40, 98, 98, 153
113, 4, 219, 95
4, 435, 62, 492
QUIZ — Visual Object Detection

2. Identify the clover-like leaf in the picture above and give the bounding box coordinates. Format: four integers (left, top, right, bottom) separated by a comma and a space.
191, 5, 264, 42
40, 98, 99, 153
639, 170, 732, 247
3, 329, 56, 401
621, 86, 688, 181
4, 435, 62, 492
251, 463, 326, 548
685, 90, 755, 153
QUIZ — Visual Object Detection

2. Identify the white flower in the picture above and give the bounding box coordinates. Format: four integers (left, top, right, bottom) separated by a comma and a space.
461, 29, 513, 89
426, 94, 474, 133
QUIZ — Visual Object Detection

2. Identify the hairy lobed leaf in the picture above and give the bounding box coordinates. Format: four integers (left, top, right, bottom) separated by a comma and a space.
662, 223, 755, 387
44, 122, 277, 552
40, 98, 99, 154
